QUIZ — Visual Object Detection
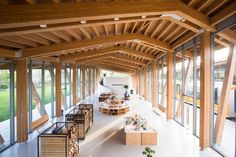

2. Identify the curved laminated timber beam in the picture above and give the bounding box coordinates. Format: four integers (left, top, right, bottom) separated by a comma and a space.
22, 33, 170, 58
61, 46, 155, 62
0, 0, 213, 31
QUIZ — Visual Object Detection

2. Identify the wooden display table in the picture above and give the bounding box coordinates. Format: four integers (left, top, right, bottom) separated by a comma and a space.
124, 115, 157, 146
125, 131, 157, 145
99, 105, 129, 115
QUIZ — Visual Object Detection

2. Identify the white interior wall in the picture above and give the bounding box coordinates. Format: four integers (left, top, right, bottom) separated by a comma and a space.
103, 77, 131, 97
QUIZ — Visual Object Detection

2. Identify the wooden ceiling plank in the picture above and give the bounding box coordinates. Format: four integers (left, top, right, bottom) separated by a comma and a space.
197, 0, 215, 12
171, 31, 198, 49
51, 31, 72, 42
157, 22, 174, 40
210, 0, 236, 26
164, 25, 182, 42
91, 26, 100, 37
4, 36, 38, 47
188, 0, 200, 7
205, 0, 228, 16
78, 27, 91, 39
37, 32, 61, 44
66, 29, 82, 40
104, 25, 109, 36
168, 28, 189, 44
0, 39, 26, 49
20, 34, 51, 46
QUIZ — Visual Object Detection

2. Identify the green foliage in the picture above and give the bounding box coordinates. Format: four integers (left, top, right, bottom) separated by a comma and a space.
0, 70, 10, 89
142, 147, 155, 157
124, 85, 129, 89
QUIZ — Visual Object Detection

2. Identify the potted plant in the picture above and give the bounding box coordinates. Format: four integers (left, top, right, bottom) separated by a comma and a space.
142, 147, 155, 157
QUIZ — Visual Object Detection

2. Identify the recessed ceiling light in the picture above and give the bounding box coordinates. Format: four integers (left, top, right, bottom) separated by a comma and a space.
80, 20, 87, 24
40, 24, 47, 28
141, 15, 146, 19
114, 17, 119, 21
180, 19, 186, 22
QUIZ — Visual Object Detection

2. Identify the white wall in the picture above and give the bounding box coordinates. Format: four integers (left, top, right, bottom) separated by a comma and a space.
103, 77, 131, 97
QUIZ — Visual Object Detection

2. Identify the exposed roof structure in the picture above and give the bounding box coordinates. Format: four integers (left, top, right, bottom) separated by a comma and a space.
0, 0, 235, 73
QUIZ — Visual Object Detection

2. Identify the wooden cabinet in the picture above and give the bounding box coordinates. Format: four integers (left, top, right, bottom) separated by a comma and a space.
38, 122, 79, 157
65, 104, 93, 140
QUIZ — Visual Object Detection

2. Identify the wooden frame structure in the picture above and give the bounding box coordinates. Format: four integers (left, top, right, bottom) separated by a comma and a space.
0, 0, 235, 154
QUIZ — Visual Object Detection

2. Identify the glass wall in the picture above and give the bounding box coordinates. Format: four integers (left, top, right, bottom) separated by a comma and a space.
212, 46, 235, 157
0, 62, 15, 152
158, 57, 167, 111
28, 61, 55, 131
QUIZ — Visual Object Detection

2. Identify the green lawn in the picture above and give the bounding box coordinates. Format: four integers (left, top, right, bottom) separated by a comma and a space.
0, 85, 71, 122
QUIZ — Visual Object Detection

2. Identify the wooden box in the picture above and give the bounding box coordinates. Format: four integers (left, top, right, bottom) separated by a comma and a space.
125, 132, 141, 146
38, 122, 79, 157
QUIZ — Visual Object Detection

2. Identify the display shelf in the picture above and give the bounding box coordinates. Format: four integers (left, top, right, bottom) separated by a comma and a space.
65, 104, 93, 140
37, 122, 79, 157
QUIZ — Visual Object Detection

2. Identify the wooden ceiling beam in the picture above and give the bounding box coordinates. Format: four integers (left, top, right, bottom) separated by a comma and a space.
218, 29, 236, 44
0, 0, 213, 30
109, 53, 146, 65
22, 34, 171, 58
60, 47, 115, 62
97, 66, 133, 74
210, 0, 236, 26
0, 48, 18, 58
0, 16, 199, 38
171, 31, 198, 50
96, 62, 136, 71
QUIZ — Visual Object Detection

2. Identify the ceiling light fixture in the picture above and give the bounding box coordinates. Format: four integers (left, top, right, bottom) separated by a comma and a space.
180, 19, 186, 22
80, 20, 87, 24
160, 13, 184, 21
40, 24, 47, 28
114, 17, 119, 21
141, 15, 146, 19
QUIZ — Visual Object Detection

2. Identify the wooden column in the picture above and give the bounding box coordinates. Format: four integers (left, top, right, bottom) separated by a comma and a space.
199, 30, 211, 149
167, 53, 173, 120
72, 64, 77, 105
144, 66, 149, 100
88, 66, 91, 96
81, 64, 85, 99
152, 61, 157, 108
139, 69, 143, 97
96, 67, 100, 89
55, 63, 61, 117
92, 67, 95, 94
214, 44, 236, 144
16, 59, 28, 142
135, 73, 138, 94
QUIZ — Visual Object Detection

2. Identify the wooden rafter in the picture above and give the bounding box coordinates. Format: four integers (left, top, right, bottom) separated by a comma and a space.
22, 34, 171, 58
0, 0, 213, 30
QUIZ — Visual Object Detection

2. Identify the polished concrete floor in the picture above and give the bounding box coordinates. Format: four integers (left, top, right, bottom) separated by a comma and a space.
0, 94, 222, 157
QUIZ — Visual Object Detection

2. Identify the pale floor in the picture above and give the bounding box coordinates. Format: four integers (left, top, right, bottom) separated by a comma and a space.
0, 94, 222, 157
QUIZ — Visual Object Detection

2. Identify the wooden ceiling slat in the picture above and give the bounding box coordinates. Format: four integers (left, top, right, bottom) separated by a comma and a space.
0, 0, 213, 30
37, 32, 61, 44
78, 27, 91, 39
51, 30, 72, 42
65, 29, 82, 40
205, 0, 228, 16
4, 36, 39, 47
0, 39, 25, 49
20, 34, 51, 45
